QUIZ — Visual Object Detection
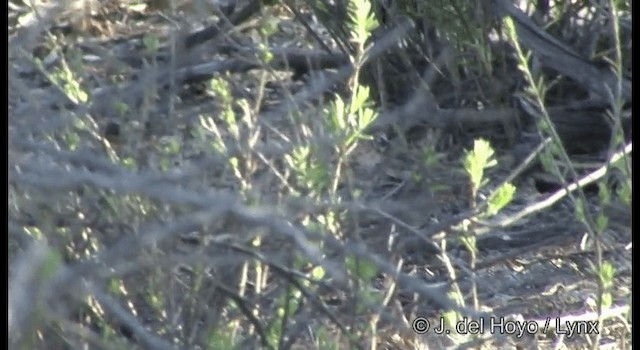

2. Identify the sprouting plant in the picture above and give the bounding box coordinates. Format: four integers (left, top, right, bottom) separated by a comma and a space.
504, 6, 630, 345
439, 138, 516, 317
463, 138, 497, 209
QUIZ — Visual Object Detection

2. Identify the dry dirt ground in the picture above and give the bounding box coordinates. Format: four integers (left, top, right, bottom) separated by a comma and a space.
9, 1, 631, 349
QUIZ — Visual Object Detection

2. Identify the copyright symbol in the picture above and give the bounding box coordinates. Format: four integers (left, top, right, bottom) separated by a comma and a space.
412, 317, 430, 334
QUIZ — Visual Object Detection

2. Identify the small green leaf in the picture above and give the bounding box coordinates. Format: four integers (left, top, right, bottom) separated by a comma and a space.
463, 138, 496, 189
345, 256, 377, 281
143, 34, 160, 53
574, 200, 586, 223
598, 262, 615, 288
596, 213, 609, 233
487, 183, 516, 216
601, 292, 613, 309
598, 181, 611, 203
618, 180, 631, 206
311, 265, 326, 280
